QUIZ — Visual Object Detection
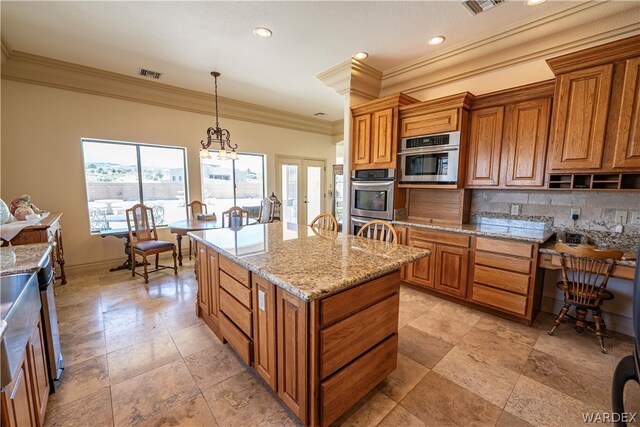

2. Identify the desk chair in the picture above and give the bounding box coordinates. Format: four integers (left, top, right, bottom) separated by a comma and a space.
548, 243, 624, 353
126, 203, 177, 284
187, 200, 208, 260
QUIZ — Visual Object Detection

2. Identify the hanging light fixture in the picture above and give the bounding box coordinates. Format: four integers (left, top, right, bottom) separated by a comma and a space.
199, 71, 238, 160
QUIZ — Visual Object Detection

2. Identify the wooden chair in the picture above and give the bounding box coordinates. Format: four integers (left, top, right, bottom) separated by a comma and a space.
356, 220, 398, 243
222, 206, 250, 228
187, 200, 208, 260
548, 243, 623, 353
309, 213, 338, 231
257, 197, 276, 224
125, 203, 177, 284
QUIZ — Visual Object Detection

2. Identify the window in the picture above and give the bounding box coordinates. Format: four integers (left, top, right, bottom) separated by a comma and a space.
82, 139, 188, 233
201, 151, 266, 220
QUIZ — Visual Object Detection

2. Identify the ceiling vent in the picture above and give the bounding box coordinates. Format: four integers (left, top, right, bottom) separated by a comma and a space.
138, 68, 162, 79
462, 0, 504, 15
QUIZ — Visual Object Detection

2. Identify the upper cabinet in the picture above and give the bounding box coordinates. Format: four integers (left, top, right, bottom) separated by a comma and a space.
546, 35, 640, 173
466, 81, 554, 188
350, 93, 418, 170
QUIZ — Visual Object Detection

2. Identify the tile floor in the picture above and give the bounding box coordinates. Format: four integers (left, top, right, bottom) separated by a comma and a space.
45, 260, 639, 426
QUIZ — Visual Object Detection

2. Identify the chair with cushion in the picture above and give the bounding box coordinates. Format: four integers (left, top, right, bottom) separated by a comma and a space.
309, 213, 338, 231
222, 206, 250, 228
187, 200, 208, 259
257, 197, 276, 224
356, 219, 398, 243
547, 243, 623, 353
125, 203, 177, 284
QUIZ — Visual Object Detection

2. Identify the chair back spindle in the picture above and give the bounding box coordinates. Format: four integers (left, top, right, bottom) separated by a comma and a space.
356, 220, 397, 243
222, 206, 250, 228
309, 213, 338, 231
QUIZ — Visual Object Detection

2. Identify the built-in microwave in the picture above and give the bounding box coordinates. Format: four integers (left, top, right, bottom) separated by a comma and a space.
399, 131, 460, 184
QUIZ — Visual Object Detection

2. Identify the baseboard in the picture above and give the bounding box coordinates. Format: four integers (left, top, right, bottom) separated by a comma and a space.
541, 296, 634, 337
64, 249, 189, 275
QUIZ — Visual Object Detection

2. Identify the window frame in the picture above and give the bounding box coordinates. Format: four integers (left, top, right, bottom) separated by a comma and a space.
81, 138, 189, 234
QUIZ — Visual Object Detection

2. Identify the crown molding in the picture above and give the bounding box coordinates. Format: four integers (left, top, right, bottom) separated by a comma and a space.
1, 32, 12, 64
380, 1, 640, 96
317, 58, 382, 99
317, 59, 352, 95
1, 50, 335, 136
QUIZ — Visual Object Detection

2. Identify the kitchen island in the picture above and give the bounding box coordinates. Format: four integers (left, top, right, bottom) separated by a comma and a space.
188, 222, 430, 427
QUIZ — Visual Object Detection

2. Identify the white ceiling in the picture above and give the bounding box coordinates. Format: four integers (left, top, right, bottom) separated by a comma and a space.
1, 1, 577, 120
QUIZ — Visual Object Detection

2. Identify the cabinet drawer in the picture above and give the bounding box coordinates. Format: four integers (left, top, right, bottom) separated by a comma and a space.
475, 237, 533, 258
321, 334, 398, 427
320, 271, 399, 326
408, 228, 470, 248
472, 284, 528, 316
220, 289, 252, 337
220, 314, 252, 365
220, 271, 252, 309
320, 293, 398, 379
473, 265, 530, 295
219, 256, 251, 287
401, 109, 458, 137
474, 251, 531, 274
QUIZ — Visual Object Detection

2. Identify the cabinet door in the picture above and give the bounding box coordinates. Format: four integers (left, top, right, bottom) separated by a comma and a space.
467, 107, 504, 186
405, 238, 436, 289
27, 318, 49, 426
434, 245, 469, 298
401, 109, 459, 137
503, 98, 551, 187
276, 288, 307, 423
549, 64, 613, 170
1, 361, 36, 427
253, 276, 277, 390
196, 244, 211, 317
371, 108, 394, 167
352, 114, 371, 166
206, 248, 219, 321
613, 57, 640, 168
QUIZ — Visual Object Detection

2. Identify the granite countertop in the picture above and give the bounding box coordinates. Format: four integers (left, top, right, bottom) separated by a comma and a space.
539, 241, 637, 268
188, 222, 430, 301
393, 219, 555, 244
0, 243, 52, 276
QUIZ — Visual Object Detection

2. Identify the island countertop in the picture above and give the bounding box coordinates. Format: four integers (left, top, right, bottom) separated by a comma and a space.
188, 222, 430, 300
0, 243, 52, 276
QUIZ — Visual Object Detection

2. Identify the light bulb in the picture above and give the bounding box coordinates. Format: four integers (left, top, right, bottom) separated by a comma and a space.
217, 148, 228, 160
229, 149, 239, 160
199, 148, 211, 159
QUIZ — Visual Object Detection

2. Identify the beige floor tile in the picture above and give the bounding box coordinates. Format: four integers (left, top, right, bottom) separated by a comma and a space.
613, 331, 637, 365
101, 286, 152, 311
459, 326, 533, 372
60, 330, 107, 367
44, 387, 112, 427
56, 299, 103, 323
171, 323, 222, 357
158, 304, 204, 332
58, 313, 104, 340
432, 346, 520, 408
504, 376, 597, 426
257, 408, 300, 427
107, 334, 182, 385
400, 371, 502, 426
102, 300, 159, 331
376, 404, 425, 427
398, 300, 433, 329
376, 353, 429, 402
624, 380, 640, 414
398, 325, 453, 368
104, 313, 169, 353
409, 309, 478, 345
185, 343, 247, 390
55, 287, 102, 309
473, 315, 540, 347
521, 349, 612, 411
332, 390, 397, 427
135, 393, 218, 427
534, 327, 614, 374
47, 355, 109, 407
429, 300, 484, 324
202, 370, 285, 426
495, 410, 533, 427
111, 359, 199, 426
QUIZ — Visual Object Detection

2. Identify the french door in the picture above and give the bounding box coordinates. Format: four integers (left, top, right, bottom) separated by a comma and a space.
276, 156, 326, 225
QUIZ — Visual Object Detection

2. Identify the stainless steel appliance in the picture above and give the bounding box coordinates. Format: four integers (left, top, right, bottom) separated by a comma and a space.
38, 256, 64, 390
350, 169, 395, 221
399, 131, 460, 184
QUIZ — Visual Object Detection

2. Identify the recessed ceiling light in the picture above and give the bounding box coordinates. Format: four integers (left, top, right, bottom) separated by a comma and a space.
527, 0, 546, 5
353, 52, 369, 60
428, 36, 446, 46
254, 27, 272, 38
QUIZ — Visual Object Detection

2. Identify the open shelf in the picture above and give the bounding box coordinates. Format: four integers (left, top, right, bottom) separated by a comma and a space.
547, 173, 640, 190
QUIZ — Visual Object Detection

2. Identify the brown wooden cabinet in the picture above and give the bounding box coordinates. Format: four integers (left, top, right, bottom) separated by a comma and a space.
1, 363, 35, 427
196, 243, 211, 319
253, 276, 277, 391
612, 56, 640, 169
352, 114, 371, 167
206, 248, 219, 322
467, 106, 504, 186
405, 237, 436, 288
434, 245, 469, 298
371, 108, 394, 165
27, 318, 49, 426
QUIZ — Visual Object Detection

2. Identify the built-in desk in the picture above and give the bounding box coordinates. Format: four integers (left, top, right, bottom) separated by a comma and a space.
538, 246, 636, 281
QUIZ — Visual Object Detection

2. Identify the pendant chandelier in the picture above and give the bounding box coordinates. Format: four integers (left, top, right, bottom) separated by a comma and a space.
199, 71, 238, 160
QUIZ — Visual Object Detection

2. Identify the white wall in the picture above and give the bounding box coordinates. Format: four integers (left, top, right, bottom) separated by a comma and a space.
1, 80, 336, 266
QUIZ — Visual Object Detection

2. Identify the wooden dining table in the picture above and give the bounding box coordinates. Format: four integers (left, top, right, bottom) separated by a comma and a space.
169, 218, 257, 266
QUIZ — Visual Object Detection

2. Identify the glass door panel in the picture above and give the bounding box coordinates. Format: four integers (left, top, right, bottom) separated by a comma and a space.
281, 163, 300, 224
304, 160, 324, 225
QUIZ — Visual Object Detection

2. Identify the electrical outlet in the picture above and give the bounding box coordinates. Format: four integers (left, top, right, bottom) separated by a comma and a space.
570, 208, 581, 217
631, 211, 640, 225
614, 210, 628, 224
510, 204, 521, 215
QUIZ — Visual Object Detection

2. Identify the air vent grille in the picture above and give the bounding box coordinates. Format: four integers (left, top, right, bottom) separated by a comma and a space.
462, 0, 504, 15
138, 68, 162, 79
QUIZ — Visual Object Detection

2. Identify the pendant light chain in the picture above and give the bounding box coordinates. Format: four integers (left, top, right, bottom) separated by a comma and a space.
214, 74, 220, 130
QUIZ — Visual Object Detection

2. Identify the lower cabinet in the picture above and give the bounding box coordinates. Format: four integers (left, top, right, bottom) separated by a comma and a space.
253, 276, 277, 390
434, 245, 469, 298
27, 317, 50, 426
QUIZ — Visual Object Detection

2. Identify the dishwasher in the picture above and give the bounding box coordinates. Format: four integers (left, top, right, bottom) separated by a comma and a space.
37, 255, 64, 390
